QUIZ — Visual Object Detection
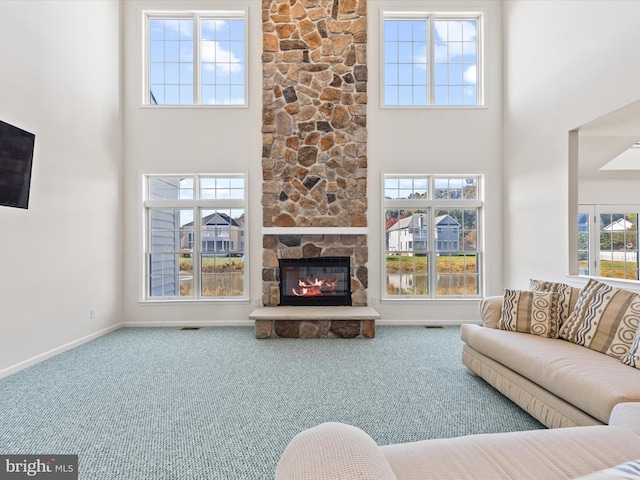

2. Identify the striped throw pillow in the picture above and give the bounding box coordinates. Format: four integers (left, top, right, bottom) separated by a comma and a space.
530, 278, 581, 326
560, 279, 640, 360
498, 290, 561, 338
621, 326, 640, 369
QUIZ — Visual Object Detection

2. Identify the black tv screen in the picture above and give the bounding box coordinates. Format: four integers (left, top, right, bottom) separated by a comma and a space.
0, 120, 35, 209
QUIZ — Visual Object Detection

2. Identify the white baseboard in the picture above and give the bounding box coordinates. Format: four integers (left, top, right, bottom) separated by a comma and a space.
376, 319, 481, 326
121, 320, 254, 328
0, 323, 124, 379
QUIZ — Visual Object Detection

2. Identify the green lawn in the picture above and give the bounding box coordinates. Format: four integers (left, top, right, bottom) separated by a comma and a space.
385, 254, 477, 273
594, 260, 638, 280
180, 256, 245, 273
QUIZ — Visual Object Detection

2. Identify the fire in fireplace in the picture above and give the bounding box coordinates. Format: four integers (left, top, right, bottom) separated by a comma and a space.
279, 257, 352, 306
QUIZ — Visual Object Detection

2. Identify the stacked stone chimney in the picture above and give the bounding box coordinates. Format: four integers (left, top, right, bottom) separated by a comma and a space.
261, 0, 368, 306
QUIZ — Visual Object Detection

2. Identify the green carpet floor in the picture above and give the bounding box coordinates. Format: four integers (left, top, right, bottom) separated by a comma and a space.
0, 326, 543, 479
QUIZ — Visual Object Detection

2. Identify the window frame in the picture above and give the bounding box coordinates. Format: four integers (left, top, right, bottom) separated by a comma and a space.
141, 173, 249, 303
380, 10, 484, 108
578, 204, 640, 281
382, 174, 483, 301
142, 9, 248, 107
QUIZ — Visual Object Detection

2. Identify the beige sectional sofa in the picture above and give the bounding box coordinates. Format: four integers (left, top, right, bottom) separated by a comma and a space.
461, 280, 640, 428
275, 403, 640, 480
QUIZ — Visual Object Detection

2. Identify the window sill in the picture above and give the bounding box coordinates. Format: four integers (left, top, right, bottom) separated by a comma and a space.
139, 104, 249, 109
139, 298, 250, 306
564, 274, 640, 293
379, 104, 487, 110
381, 296, 481, 303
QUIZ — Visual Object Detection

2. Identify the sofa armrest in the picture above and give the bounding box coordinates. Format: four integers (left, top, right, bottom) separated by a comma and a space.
609, 402, 640, 435
479, 295, 503, 329
275, 422, 397, 480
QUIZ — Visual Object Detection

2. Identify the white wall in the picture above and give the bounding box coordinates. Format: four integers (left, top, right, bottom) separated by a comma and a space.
503, 0, 640, 289
368, 0, 504, 321
122, 1, 263, 325
121, 0, 502, 325
579, 178, 640, 206
0, 1, 123, 375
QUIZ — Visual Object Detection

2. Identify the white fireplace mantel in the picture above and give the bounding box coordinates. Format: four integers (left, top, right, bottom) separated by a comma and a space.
261, 227, 369, 235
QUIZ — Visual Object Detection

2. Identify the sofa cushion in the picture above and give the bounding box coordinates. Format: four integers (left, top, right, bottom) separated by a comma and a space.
621, 326, 640, 369
560, 279, 640, 360
574, 459, 640, 480
461, 324, 640, 423
275, 422, 397, 480
479, 295, 503, 329
530, 278, 581, 325
498, 289, 561, 338
381, 426, 640, 480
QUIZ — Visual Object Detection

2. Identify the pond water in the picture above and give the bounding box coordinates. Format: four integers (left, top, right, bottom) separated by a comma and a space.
386, 273, 478, 296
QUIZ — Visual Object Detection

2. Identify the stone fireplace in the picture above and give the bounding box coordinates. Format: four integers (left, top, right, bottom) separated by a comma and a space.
258, 0, 371, 337
279, 256, 351, 306
262, 233, 367, 306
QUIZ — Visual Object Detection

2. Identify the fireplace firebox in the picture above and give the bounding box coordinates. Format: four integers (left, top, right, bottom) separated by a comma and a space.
279, 257, 352, 306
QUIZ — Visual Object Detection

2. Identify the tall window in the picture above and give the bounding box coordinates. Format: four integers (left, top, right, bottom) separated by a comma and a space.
382, 12, 482, 106
143, 174, 247, 300
145, 10, 246, 106
578, 205, 639, 280
384, 175, 482, 298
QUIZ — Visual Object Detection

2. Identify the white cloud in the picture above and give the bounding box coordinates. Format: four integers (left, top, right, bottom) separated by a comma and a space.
463, 65, 477, 85
201, 41, 242, 75
434, 42, 448, 63
433, 21, 477, 63
434, 20, 476, 42
163, 19, 193, 39
414, 44, 428, 70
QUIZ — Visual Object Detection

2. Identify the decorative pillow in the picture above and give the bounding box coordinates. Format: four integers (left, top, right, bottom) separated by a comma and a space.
530, 278, 581, 326
560, 279, 640, 360
621, 326, 640, 369
498, 289, 561, 338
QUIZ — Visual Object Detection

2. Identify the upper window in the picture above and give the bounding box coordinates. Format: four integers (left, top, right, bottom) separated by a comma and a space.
143, 174, 247, 301
144, 11, 246, 106
383, 175, 482, 299
382, 12, 482, 107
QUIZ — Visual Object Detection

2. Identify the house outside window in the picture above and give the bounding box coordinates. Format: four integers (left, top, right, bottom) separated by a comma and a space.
382, 11, 483, 107
384, 175, 482, 298
144, 10, 247, 106
143, 174, 247, 301
578, 205, 639, 280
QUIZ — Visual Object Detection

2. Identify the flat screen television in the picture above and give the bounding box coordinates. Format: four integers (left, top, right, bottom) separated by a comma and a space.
0, 120, 35, 209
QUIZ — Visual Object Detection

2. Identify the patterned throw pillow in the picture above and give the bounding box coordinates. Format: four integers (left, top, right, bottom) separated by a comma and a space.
573, 458, 640, 479
498, 289, 561, 338
530, 278, 581, 326
559, 279, 640, 360
621, 326, 640, 369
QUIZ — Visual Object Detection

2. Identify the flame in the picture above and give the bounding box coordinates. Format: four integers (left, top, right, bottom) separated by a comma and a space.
291, 277, 340, 297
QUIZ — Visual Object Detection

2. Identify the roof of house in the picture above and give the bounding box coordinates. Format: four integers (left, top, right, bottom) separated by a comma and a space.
182, 212, 244, 229
387, 213, 460, 231
603, 218, 634, 231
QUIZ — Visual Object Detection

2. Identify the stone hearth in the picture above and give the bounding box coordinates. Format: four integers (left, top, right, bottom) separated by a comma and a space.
251, 306, 379, 338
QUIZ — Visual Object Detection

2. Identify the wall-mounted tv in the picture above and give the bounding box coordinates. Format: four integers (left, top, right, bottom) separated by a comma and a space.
0, 120, 35, 209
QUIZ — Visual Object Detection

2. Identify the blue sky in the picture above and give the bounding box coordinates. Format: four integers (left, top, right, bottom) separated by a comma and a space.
149, 18, 245, 105
384, 19, 478, 106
